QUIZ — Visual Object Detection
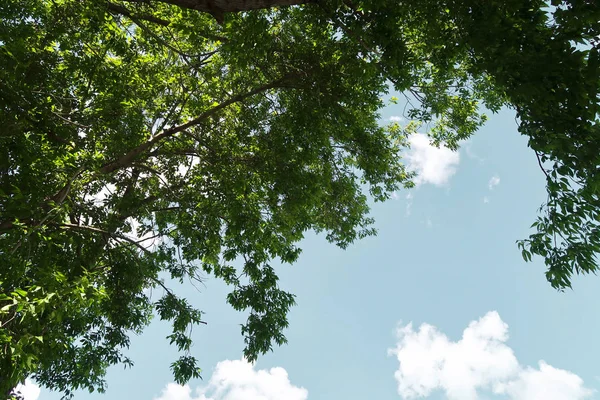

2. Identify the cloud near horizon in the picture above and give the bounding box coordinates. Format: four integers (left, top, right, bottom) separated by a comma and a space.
389, 311, 592, 400
406, 134, 460, 187
154, 359, 308, 400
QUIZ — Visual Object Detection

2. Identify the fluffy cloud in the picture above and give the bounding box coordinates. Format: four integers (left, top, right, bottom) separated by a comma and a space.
406, 134, 460, 186
390, 116, 405, 122
154, 360, 308, 400
15, 379, 41, 400
488, 175, 501, 190
389, 311, 592, 400
495, 361, 592, 400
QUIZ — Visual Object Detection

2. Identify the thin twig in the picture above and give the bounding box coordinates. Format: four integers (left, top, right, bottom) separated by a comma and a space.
535, 150, 551, 181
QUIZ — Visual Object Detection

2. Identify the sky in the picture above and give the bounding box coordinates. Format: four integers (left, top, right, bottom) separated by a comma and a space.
19, 103, 600, 400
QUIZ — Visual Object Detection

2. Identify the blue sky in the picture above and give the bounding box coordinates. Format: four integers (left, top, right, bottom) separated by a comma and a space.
20, 104, 600, 400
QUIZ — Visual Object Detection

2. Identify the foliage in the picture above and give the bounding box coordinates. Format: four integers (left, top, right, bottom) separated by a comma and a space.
0, 0, 598, 397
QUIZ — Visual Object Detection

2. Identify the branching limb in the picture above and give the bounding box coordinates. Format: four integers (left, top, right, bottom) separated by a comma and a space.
100, 77, 293, 174
106, 2, 171, 26
59, 223, 152, 254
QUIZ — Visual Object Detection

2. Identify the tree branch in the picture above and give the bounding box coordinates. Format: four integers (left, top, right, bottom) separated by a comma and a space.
150, 0, 315, 19
59, 223, 152, 254
121, 10, 217, 61
535, 150, 551, 181
100, 77, 291, 174
107, 2, 171, 26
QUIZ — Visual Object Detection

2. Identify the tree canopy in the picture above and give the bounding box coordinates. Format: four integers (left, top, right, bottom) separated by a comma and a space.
1, 0, 599, 397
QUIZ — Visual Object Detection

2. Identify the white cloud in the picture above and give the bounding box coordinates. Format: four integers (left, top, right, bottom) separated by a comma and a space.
495, 361, 593, 400
154, 359, 308, 400
488, 175, 500, 190
15, 379, 41, 400
389, 312, 592, 400
390, 116, 405, 122
155, 383, 196, 400
483, 196, 490, 204
406, 134, 460, 187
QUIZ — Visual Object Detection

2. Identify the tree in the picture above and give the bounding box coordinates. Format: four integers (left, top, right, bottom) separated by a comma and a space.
0, 0, 598, 397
